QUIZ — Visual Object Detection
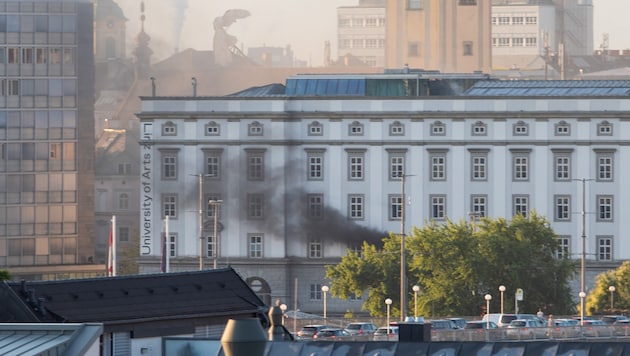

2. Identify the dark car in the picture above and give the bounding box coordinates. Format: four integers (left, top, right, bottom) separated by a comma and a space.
462, 320, 500, 341
344, 322, 378, 340
313, 328, 354, 341
430, 319, 459, 341
601, 315, 629, 325
296, 325, 329, 340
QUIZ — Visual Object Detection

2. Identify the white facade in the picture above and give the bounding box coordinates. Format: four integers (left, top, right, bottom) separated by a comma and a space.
137, 95, 630, 314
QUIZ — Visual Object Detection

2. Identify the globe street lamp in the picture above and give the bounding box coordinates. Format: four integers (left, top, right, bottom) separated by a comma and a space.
579, 291, 586, 326
412, 285, 420, 320
499, 285, 506, 314
385, 298, 393, 335
321, 285, 329, 321
609, 286, 616, 310
484, 294, 492, 329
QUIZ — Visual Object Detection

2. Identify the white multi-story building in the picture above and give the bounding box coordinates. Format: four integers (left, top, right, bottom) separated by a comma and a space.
337, 0, 386, 67
136, 74, 630, 315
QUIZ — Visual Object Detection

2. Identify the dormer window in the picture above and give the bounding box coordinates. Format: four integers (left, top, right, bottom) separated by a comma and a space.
162, 121, 177, 136
205, 121, 220, 136
472, 121, 487, 136
598, 121, 613, 136
248, 121, 263, 136
308, 121, 323, 136
389, 121, 404, 136
513, 121, 528, 136
349, 121, 364, 136
431, 121, 445, 136
555, 121, 570, 136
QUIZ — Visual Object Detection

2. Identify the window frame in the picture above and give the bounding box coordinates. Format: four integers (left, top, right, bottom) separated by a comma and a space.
389, 194, 403, 220
246, 149, 265, 181
512, 152, 529, 181
470, 195, 487, 218
247, 193, 264, 220
308, 121, 323, 136
205, 121, 220, 136
248, 121, 264, 136
429, 152, 447, 181
249, 234, 263, 258
596, 151, 614, 182
597, 236, 613, 261
307, 194, 324, 220
308, 239, 322, 259
430, 195, 446, 220
554, 195, 571, 221
513, 195, 529, 218
597, 195, 613, 222
513, 121, 529, 136
431, 121, 446, 136
470, 151, 488, 181
306, 149, 325, 181
389, 121, 404, 136
348, 194, 365, 220
553, 153, 571, 181
162, 194, 178, 219
348, 121, 364, 136
162, 121, 177, 136
556, 236, 570, 259
347, 150, 365, 181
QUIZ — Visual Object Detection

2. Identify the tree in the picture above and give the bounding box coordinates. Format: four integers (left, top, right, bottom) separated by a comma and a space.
585, 261, 630, 315
0, 270, 10, 281
325, 213, 577, 317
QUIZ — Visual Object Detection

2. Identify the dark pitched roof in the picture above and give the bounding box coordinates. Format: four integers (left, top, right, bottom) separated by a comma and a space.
6, 268, 265, 326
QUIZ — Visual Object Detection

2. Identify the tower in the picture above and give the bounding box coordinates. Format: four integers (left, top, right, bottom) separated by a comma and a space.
94, 0, 127, 63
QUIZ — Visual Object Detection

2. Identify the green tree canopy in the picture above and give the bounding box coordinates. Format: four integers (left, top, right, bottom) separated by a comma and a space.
0, 269, 10, 281
325, 213, 576, 317
585, 260, 630, 315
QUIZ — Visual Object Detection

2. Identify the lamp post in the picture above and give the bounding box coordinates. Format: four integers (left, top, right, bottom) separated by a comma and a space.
321, 285, 329, 321
208, 199, 223, 269
191, 173, 213, 271
484, 294, 492, 329
385, 298, 393, 335
499, 285, 506, 314
399, 173, 414, 321
579, 291, 586, 326
412, 285, 420, 320
609, 286, 616, 310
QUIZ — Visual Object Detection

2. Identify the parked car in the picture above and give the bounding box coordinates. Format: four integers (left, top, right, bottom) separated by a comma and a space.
601, 315, 629, 325
613, 319, 630, 336
448, 317, 467, 329
372, 326, 399, 341
547, 318, 580, 339
581, 319, 614, 337
505, 319, 547, 339
313, 328, 354, 341
430, 319, 460, 341
296, 324, 329, 340
482, 313, 518, 328
344, 322, 378, 340
462, 320, 500, 341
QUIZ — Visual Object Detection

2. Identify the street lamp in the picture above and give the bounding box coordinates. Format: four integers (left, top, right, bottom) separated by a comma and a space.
399, 173, 414, 321
484, 294, 492, 329
579, 291, 586, 325
208, 199, 223, 269
412, 285, 420, 320
321, 285, 329, 320
609, 286, 616, 310
574, 177, 593, 322
385, 298, 393, 335
499, 285, 506, 314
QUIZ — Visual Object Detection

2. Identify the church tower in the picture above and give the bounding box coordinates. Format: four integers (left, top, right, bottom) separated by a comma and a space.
94, 0, 127, 63
133, 1, 153, 79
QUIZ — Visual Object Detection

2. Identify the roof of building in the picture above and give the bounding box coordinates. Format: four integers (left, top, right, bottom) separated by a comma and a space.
464, 80, 630, 96
0, 323, 103, 356
3, 268, 266, 328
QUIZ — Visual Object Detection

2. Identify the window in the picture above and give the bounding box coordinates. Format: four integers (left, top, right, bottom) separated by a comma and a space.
22, 48, 33, 64
308, 121, 323, 136
513, 121, 528, 135
598, 121, 613, 136
512, 37, 523, 47
525, 37, 537, 47
430, 152, 447, 181
597, 236, 612, 261
553, 153, 571, 181
36, 48, 47, 64
389, 194, 402, 220
119, 193, 129, 210
431, 121, 445, 136
162, 121, 176, 136
512, 17, 524, 25
206, 234, 214, 258
597, 195, 613, 221
248, 121, 263, 136
556, 236, 570, 259
472, 121, 486, 136
246, 150, 265, 181
309, 239, 322, 258
596, 151, 614, 181
555, 121, 570, 136
249, 234, 263, 258
408, 0, 422, 9
118, 227, 129, 242
470, 195, 487, 218
347, 151, 365, 180
5, 80, 19, 96
204, 150, 222, 178
470, 151, 487, 181
498, 17, 510, 25
554, 195, 570, 221
310, 284, 323, 300
118, 163, 131, 175
463, 41, 473, 56
206, 194, 222, 218
205, 121, 220, 136
430, 195, 446, 220
497, 37, 510, 47
247, 194, 264, 219
513, 195, 529, 217
390, 121, 404, 136
168, 235, 177, 257
349, 121, 363, 136
161, 151, 178, 180
348, 194, 364, 220
408, 42, 419, 57
389, 153, 405, 180
459, 0, 476, 4
7, 47, 18, 63
307, 194, 324, 219
163, 194, 177, 218
307, 150, 324, 180
525, 16, 537, 25
512, 152, 529, 181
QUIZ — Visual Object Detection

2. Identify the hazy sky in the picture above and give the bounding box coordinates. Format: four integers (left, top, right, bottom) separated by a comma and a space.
118, 0, 629, 67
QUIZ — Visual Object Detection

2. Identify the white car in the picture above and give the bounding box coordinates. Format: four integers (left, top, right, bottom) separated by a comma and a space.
372, 326, 399, 341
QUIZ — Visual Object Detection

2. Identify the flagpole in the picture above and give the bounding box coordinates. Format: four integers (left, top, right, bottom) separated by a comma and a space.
111, 215, 117, 276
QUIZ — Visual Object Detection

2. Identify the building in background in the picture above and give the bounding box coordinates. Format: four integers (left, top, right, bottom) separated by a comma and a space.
0, 0, 98, 280
385, 0, 492, 73
337, 0, 386, 67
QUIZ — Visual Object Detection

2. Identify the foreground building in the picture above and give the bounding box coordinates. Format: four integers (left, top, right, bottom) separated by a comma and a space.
136, 74, 630, 315
0, 0, 97, 280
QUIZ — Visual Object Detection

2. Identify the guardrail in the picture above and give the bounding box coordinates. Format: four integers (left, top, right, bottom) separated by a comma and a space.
433, 324, 630, 342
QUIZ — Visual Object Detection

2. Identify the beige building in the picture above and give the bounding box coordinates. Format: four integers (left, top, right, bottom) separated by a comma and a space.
385, 0, 492, 73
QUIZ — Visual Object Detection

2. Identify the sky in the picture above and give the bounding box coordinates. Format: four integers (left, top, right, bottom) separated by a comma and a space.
118, 0, 630, 67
